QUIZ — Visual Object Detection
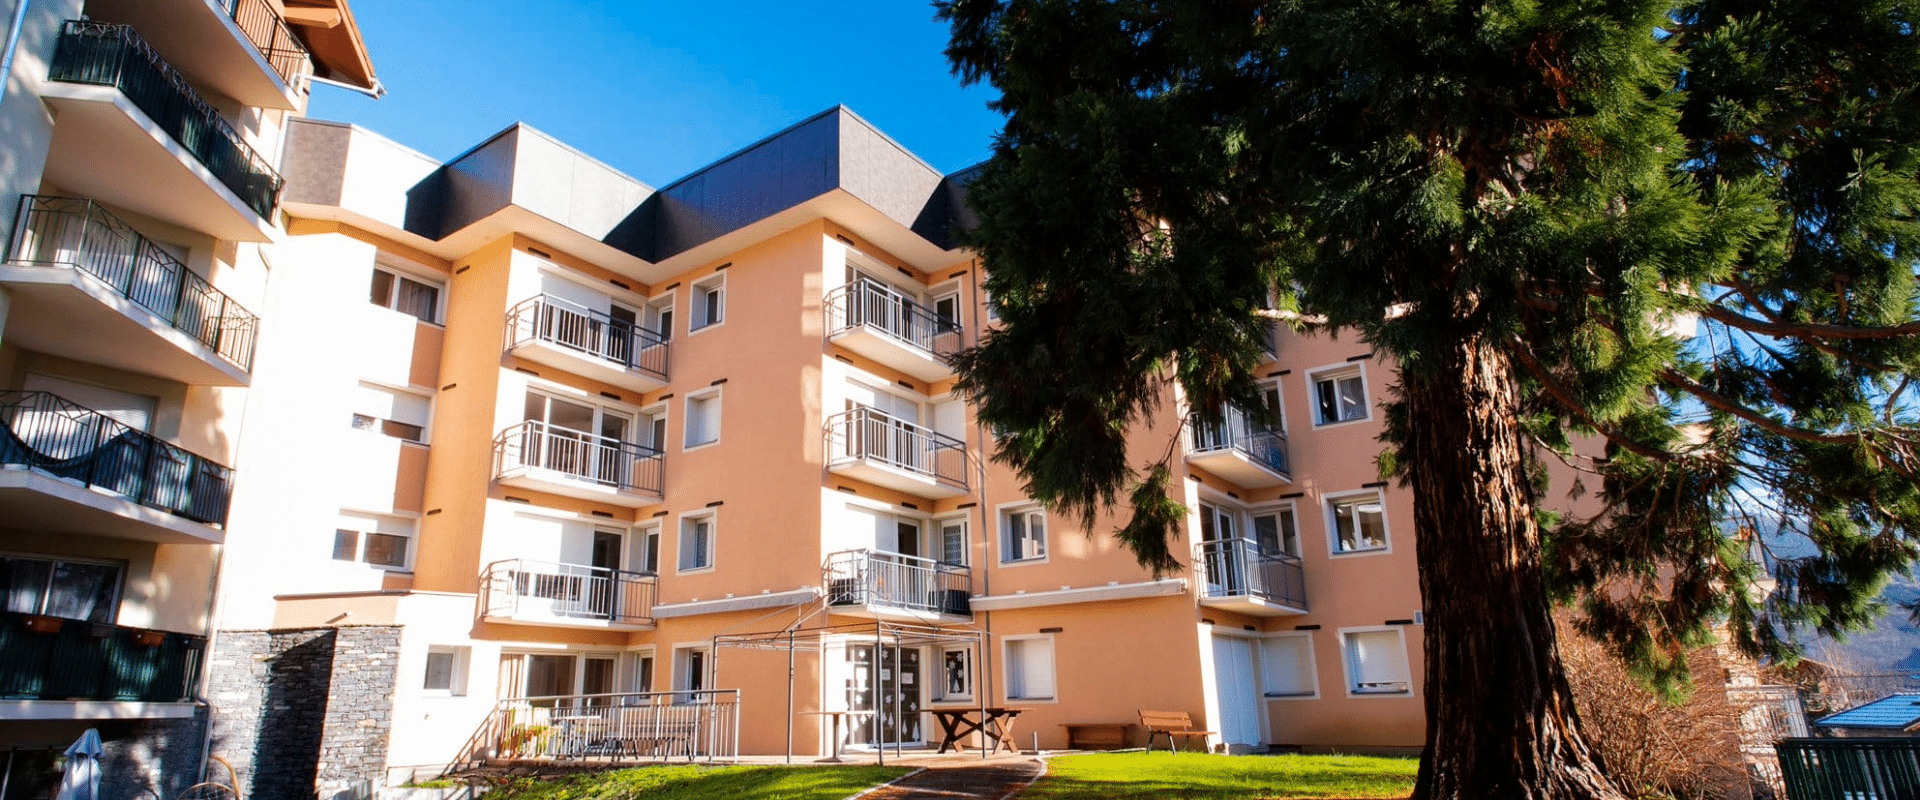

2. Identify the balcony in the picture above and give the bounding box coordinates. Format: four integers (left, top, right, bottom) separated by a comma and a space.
483, 690, 739, 762
824, 407, 968, 499
1185, 406, 1292, 488
84, 0, 309, 109
3, 196, 257, 385
41, 21, 284, 241
482, 559, 657, 631
825, 279, 961, 382
506, 295, 668, 393
1197, 538, 1308, 616
0, 610, 204, 717
493, 420, 663, 507
0, 391, 231, 543
825, 550, 971, 622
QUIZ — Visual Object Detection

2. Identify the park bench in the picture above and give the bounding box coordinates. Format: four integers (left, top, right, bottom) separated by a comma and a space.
1137, 710, 1216, 754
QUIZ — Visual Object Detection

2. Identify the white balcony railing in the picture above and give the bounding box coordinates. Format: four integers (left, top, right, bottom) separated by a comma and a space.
482, 559, 656, 626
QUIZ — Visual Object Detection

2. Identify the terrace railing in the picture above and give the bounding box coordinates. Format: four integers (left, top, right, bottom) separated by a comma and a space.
507, 295, 668, 382
825, 278, 962, 358
494, 420, 664, 497
825, 549, 971, 616
1188, 405, 1291, 478
0, 610, 205, 702
0, 391, 232, 526
486, 690, 739, 762
824, 407, 967, 491
1198, 537, 1307, 610
483, 559, 656, 626
221, 0, 310, 85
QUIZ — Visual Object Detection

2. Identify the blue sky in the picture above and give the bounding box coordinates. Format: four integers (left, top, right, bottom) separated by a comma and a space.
306, 0, 1006, 187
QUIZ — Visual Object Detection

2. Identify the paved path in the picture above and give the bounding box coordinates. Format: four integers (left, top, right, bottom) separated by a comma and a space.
859, 758, 1046, 800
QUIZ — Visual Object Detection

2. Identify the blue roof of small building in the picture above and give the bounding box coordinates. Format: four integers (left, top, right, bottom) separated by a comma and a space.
1816, 693, 1920, 730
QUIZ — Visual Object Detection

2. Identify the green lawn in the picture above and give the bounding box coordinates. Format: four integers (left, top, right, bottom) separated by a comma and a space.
1022, 752, 1418, 800
477, 764, 912, 800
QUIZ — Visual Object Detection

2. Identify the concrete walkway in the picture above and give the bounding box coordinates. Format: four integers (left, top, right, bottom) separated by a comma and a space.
858, 757, 1047, 800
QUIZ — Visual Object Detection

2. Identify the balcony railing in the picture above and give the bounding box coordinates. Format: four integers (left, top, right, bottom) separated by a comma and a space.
507, 295, 668, 381
11, 196, 259, 371
221, 0, 310, 86
494, 420, 664, 496
49, 21, 284, 218
0, 610, 205, 703
481, 690, 739, 762
0, 391, 232, 526
825, 549, 971, 616
1198, 538, 1307, 610
824, 407, 967, 490
1189, 405, 1291, 477
483, 559, 656, 626
825, 278, 962, 358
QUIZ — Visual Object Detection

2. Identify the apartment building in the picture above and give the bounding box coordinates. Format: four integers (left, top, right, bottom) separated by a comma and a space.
197, 105, 1429, 792
0, 0, 376, 797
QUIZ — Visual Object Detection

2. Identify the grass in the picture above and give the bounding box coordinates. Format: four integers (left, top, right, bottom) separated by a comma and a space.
478, 764, 912, 800
1021, 752, 1418, 800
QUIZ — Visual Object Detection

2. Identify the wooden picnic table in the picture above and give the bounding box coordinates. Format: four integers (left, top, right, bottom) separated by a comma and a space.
929, 707, 1025, 755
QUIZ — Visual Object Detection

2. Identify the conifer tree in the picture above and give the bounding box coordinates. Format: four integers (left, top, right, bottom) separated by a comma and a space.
938, 1, 1920, 797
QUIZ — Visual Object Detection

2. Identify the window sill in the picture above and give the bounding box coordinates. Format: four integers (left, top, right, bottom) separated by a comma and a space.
997, 556, 1049, 567
1331, 545, 1391, 558
1310, 416, 1373, 431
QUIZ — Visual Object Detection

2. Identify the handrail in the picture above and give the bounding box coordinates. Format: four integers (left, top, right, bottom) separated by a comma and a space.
824, 407, 968, 490
1188, 405, 1291, 477
0, 390, 233, 526
825, 278, 962, 357
486, 690, 740, 762
825, 548, 971, 615
48, 21, 285, 218
223, 0, 310, 86
1197, 537, 1307, 610
493, 420, 664, 496
0, 610, 205, 702
9, 195, 259, 371
483, 558, 657, 626
507, 295, 668, 381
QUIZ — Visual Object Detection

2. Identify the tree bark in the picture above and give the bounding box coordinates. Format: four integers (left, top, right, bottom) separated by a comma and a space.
1403, 333, 1626, 800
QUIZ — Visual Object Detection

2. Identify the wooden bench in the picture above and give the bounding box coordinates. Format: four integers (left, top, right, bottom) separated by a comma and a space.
1138, 710, 1216, 754
1060, 722, 1135, 750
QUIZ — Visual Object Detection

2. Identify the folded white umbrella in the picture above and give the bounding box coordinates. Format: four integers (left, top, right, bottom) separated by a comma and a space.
55, 728, 103, 800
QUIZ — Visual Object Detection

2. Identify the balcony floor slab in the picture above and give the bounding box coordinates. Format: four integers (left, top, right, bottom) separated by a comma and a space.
496, 469, 661, 509
483, 612, 654, 632
826, 459, 968, 500
0, 266, 250, 385
0, 468, 224, 544
829, 326, 954, 382
0, 699, 199, 720
509, 339, 665, 394
1198, 594, 1308, 617
1185, 451, 1292, 489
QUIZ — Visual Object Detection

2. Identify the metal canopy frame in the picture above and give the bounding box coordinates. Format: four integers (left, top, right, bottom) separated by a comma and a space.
711, 616, 989, 765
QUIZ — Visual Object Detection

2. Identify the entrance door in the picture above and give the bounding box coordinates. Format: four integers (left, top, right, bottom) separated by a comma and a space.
1211, 635, 1262, 748
844, 644, 923, 747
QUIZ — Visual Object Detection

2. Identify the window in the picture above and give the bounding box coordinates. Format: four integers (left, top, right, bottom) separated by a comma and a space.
678, 513, 715, 572
1256, 380, 1285, 432
1000, 505, 1047, 563
0, 554, 121, 623
673, 646, 710, 702
645, 292, 674, 341
351, 382, 430, 443
1328, 492, 1389, 554
1004, 636, 1056, 700
939, 518, 968, 566
1260, 635, 1316, 698
370, 265, 441, 323
1252, 505, 1299, 557
423, 646, 469, 696
1341, 628, 1411, 695
333, 512, 415, 570
625, 651, 655, 694
639, 405, 668, 453
638, 525, 661, 573
684, 389, 721, 448
934, 646, 973, 702
690, 273, 724, 331
1311, 367, 1368, 425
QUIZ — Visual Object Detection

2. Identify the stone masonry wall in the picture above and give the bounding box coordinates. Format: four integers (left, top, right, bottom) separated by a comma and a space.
315, 626, 400, 792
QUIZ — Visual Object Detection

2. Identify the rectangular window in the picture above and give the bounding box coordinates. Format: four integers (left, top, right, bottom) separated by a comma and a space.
639, 526, 661, 573
333, 512, 415, 570
0, 555, 121, 623
674, 647, 709, 703
1252, 506, 1299, 556
684, 390, 721, 448
935, 646, 973, 701
626, 652, 656, 694
423, 646, 469, 696
1000, 506, 1047, 563
1260, 635, 1316, 698
351, 382, 430, 443
940, 518, 968, 566
370, 265, 442, 324
1342, 628, 1411, 695
1329, 493, 1389, 554
690, 273, 724, 331
678, 513, 714, 572
1004, 636, 1056, 700
645, 292, 675, 341
1312, 368, 1368, 425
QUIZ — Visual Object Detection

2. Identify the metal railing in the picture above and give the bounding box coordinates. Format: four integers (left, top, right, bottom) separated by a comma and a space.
825, 278, 962, 358
483, 559, 656, 626
49, 21, 284, 219
0, 609, 205, 702
0, 391, 232, 526
487, 690, 739, 762
1777, 738, 1920, 800
1197, 538, 1307, 610
507, 295, 668, 382
10, 196, 258, 371
493, 420, 664, 497
222, 0, 310, 86
1188, 405, 1291, 478
825, 549, 971, 616
824, 407, 968, 491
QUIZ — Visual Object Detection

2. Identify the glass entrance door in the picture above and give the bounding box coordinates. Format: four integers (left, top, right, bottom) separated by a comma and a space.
843, 644, 923, 747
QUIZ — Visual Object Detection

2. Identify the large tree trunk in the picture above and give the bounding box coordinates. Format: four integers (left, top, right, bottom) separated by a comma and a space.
1402, 333, 1625, 800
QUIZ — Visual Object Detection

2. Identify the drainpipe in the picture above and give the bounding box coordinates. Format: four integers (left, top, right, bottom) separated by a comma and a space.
194, 539, 231, 789
0, 0, 30, 107
966, 258, 996, 744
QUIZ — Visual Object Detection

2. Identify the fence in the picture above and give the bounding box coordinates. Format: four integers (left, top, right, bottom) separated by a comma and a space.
1777, 738, 1920, 800
486, 690, 740, 763
0, 610, 204, 702
825, 549, 971, 615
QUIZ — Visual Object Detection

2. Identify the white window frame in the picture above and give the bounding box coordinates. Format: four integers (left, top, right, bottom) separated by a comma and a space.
637, 522, 662, 574
689, 272, 725, 333
1256, 378, 1286, 434
645, 289, 676, 341
932, 645, 975, 704
369, 262, 445, 325
1339, 626, 1413, 698
676, 510, 716, 573
671, 643, 712, 703
0, 552, 124, 623
624, 647, 657, 694
639, 403, 669, 454
1002, 634, 1057, 703
1259, 633, 1318, 700
422, 645, 470, 697
1250, 502, 1300, 557
937, 515, 970, 567
333, 511, 416, 572
1307, 363, 1371, 427
350, 381, 432, 444
998, 502, 1048, 565
683, 387, 722, 451
1325, 489, 1391, 556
